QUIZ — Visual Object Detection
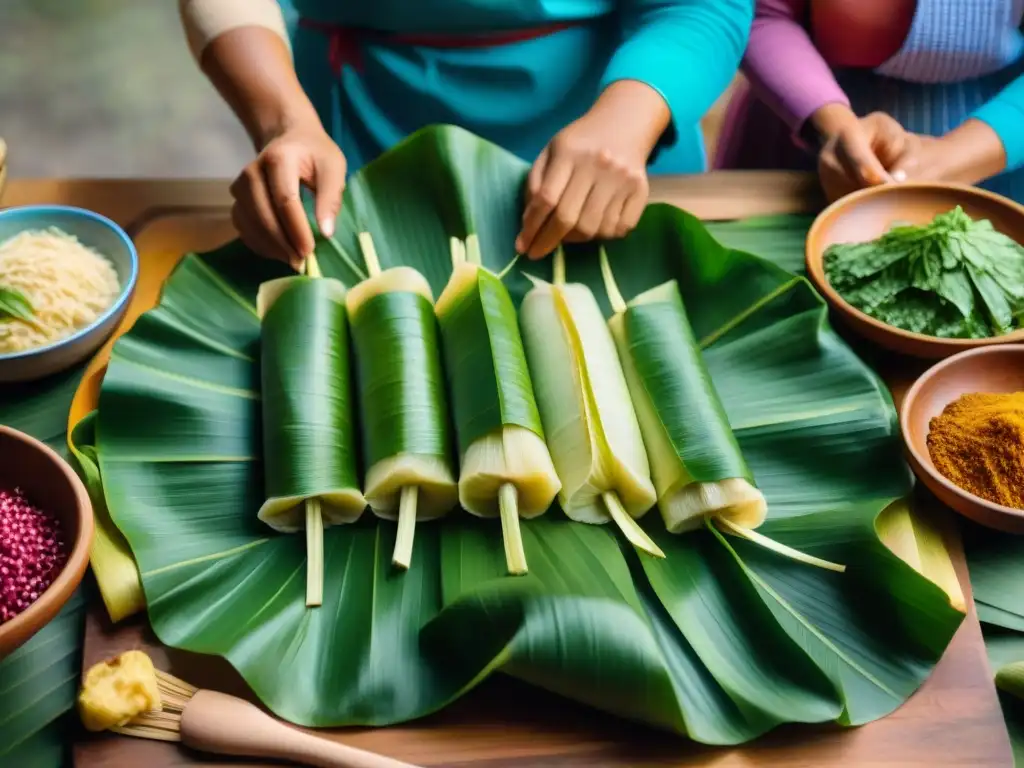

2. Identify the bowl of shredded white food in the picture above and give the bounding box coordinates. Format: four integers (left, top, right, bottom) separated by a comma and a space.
0, 205, 138, 383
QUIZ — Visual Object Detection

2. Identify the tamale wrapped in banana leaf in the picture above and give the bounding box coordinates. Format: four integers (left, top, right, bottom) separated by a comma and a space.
347, 232, 457, 570
258, 254, 366, 607
435, 236, 559, 574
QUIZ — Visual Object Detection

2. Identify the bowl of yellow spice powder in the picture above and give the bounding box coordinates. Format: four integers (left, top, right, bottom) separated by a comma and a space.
902, 345, 1024, 532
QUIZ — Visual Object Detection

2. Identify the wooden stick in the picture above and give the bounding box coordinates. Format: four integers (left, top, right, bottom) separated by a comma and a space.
498, 483, 528, 575
393, 486, 418, 570
553, 246, 566, 286
305, 498, 325, 606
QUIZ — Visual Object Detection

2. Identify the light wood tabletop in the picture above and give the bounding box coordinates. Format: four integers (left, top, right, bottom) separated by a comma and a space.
1, 175, 1010, 767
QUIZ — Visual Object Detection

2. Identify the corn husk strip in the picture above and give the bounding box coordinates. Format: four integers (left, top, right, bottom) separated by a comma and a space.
436, 237, 559, 574
69, 415, 145, 621
520, 250, 662, 558
600, 249, 844, 572
876, 497, 964, 611
348, 232, 457, 569
258, 253, 365, 605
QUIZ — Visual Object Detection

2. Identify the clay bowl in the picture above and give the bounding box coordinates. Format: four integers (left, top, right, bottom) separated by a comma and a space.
0, 205, 139, 383
0, 426, 94, 658
901, 345, 1024, 532
806, 182, 1024, 358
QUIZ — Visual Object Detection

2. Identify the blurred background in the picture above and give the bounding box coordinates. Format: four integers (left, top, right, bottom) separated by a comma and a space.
1, 0, 251, 177
0, 0, 733, 179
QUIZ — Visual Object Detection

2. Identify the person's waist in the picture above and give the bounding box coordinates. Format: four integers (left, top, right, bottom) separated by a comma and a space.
296, 18, 584, 49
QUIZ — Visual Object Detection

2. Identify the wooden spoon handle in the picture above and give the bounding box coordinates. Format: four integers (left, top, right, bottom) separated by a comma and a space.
181, 689, 422, 768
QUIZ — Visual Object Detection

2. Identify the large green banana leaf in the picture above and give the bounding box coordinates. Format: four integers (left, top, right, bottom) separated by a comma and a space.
963, 520, 1024, 764
706, 215, 813, 275
0, 368, 89, 768
986, 630, 1024, 766
88, 125, 963, 740
964, 520, 1024, 632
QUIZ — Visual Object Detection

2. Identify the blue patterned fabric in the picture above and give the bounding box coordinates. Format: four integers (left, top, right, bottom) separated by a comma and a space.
836, 0, 1024, 200
874, 0, 1024, 83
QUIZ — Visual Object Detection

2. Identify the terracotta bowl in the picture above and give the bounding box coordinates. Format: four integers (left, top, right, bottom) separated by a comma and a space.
806, 182, 1024, 358
0, 426, 94, 658
901, 345, 1024, 532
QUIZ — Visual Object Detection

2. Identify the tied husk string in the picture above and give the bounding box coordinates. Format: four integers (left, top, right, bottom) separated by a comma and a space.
600, 247, 845, 573
436, 236, 559, 574
350, 232, 457, 570
257, 250, 366, 607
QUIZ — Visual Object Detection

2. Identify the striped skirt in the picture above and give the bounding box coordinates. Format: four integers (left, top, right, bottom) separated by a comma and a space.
715, 58, 1024, 203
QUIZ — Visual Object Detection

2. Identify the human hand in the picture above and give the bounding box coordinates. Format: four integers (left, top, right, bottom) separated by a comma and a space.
515, 81, 669, 259
230, 122, 346, 271
815, 110, 911, 202
887, 119, 1008, 187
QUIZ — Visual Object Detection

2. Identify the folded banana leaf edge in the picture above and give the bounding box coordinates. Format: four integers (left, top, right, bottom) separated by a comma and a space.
75, 125, 962, 742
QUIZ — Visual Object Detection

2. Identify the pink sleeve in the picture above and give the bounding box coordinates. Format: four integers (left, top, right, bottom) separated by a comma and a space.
741, 0, 849, 137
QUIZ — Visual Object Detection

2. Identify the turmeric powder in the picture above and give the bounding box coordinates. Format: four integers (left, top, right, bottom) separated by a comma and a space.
927, 392, 1024, 510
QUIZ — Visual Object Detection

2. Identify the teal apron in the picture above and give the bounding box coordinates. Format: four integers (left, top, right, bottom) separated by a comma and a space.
283, 0, 708, 175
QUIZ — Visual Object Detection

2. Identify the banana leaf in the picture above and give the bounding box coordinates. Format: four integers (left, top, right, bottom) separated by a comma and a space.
963, 520, 1024, 632
706, 215, 813, 275
0, 367, 89, 768
0, 365, 86, 460
87, 125, 963, 740
964, 519, 1024, 762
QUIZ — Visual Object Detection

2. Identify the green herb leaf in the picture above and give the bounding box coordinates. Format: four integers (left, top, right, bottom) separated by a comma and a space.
0, 285, 36, 324
823, 206, 1024, 338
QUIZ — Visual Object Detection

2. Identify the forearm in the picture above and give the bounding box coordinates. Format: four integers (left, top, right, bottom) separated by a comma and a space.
742, 0, 849, 138
179, 0, 318, 149
587, 81, 671, 157
200, 27, 321, 150
970, 75, 1024, 174
936, 119, 1009, 185
602, 0, 753, 146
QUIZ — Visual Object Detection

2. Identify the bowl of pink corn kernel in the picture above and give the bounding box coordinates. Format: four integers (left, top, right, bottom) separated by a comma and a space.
0, 425, 93, 658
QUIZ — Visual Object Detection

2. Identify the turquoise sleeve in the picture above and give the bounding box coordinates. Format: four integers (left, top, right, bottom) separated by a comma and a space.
971, 74, 1024, 172
600, 0, 754, 148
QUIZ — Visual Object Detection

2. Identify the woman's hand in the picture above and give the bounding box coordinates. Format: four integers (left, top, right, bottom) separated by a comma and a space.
815, 110, 911, 201
888, 119, 1008, 187
230, 122, 346, 271
516, 81, 671, 260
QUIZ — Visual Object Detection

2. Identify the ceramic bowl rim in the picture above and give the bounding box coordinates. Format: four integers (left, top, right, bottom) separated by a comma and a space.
805, 181, 1024, 348
0, 425, 95, 647
900, 344, 1024, 523
0, 204, 138, 362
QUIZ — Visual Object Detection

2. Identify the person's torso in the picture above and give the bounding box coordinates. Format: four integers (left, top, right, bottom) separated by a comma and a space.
810, 0, 1024, 83
288, 0, 612, 32
285, 0, 707, 175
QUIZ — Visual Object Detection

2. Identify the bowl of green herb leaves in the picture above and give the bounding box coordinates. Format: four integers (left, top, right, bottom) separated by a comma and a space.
806, 183, 1024, 358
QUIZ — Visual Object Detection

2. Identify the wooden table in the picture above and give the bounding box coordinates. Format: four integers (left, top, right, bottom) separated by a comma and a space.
2, 175, 1012, 767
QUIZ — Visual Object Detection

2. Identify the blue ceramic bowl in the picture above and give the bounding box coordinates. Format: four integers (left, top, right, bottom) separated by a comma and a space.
0, 205, 138, 383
